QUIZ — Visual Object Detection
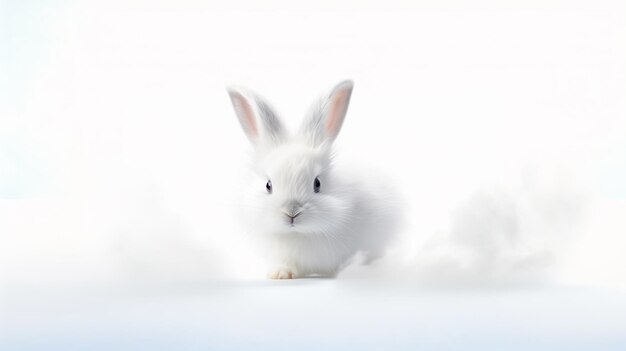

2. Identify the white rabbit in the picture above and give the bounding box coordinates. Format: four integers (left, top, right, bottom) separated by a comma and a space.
227, 80, 402, 279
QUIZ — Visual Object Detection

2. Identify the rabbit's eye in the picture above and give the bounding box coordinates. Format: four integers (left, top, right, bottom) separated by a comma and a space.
314, 177, 321, 193
266, 180, 272, 194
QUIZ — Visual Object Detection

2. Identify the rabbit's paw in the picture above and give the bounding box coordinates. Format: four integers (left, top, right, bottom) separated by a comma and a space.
268, 266, 298, 280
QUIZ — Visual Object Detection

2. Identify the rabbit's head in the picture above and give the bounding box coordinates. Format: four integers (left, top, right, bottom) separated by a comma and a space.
228, 81, 354, 236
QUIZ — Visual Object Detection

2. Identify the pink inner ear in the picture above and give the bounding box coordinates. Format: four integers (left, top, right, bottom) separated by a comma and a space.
232, 92, 258, 138
240, 99, 258, 137
325, 89, 350, 136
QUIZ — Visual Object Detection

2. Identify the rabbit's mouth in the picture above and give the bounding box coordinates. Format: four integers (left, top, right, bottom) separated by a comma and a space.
284, 211, 302, 226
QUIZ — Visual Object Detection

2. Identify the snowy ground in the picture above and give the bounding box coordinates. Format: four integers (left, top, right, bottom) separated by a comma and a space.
2, 280, 626, 351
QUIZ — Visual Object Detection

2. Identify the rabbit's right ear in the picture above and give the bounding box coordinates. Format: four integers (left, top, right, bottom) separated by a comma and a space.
227, 87, 286, 146
299, 80, 353, 147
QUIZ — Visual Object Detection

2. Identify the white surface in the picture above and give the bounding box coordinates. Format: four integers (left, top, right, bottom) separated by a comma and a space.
2, 281, 626, 350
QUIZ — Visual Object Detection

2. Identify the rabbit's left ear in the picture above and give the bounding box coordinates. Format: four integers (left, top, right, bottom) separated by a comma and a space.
300, 80, 353, 146
227, 87, 286, 146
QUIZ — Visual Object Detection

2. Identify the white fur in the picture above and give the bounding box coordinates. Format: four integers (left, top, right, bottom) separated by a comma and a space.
228, 81, 402, 279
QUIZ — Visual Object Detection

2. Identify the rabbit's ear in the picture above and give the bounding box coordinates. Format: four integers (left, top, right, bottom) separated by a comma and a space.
227, 87, 286, 146
300, 80, 353, 146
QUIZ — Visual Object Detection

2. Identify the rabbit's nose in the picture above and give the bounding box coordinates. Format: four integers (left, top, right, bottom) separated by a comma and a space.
282, 201, 303, 219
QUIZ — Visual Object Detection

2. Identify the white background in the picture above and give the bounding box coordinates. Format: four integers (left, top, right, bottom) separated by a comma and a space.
1, 0, 626, 349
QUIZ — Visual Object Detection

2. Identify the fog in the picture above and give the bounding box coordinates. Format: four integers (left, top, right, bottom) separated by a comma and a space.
2, 0, 626, 289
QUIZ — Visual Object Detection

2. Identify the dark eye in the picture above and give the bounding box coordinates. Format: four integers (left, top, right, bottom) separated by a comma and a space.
266, 180, 272, 194
314, 177, 321, 193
